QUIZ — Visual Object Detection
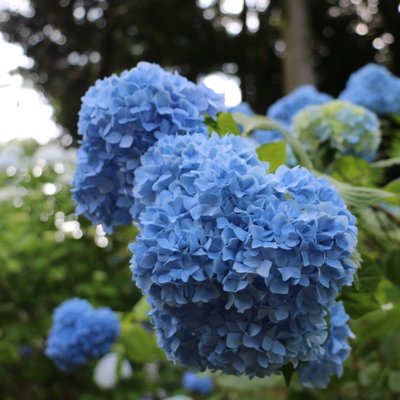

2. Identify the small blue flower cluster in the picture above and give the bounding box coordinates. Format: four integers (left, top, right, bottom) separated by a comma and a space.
340, 63, 400, 115
72, 62, 224, 232
131, 133, 357, 378
182, 372, 214, 395
267, 85, 333, 127
292, 100, 381, 162
45, 298, 120, 371
299, 301, 354, 388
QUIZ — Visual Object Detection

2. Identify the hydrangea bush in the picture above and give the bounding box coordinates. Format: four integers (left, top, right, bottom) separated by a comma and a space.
56, 61, 400, 397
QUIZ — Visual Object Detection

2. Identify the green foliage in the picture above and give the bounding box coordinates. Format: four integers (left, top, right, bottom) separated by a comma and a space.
205, 112, 241, 136
0, 141, 202, 400
232, 113, 314, 170
256, 141, 286, 172
331, 156, 383, 187
326, 176, 399, 208
119, 322, 164, 363
340, 256, 381, 318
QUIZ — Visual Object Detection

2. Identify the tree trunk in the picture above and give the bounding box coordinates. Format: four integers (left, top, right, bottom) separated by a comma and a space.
283, 0, 315, 93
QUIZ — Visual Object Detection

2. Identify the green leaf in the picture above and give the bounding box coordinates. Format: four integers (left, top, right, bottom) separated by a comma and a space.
324, 176, 399, 207
331, 155, 382, 186
281, 364, 294, 387
351, 307, 400, 349
232, 113, 314, 170
342, 292, 380, 319
358, 362, 382, 387
389, 113, 400, 126
119, 322, 164, 363
256, 141, 286, 172
130, 296, 150, 322
382, 250, 400, 287
340, 255, 381, 318
388, 371, 400, 392
204, 114, 217, 133
371, 157, 400, 169
357, 256, 381, 292
385, 177, 400, 194
382, 178, 400, 207
206, 112, 241, 136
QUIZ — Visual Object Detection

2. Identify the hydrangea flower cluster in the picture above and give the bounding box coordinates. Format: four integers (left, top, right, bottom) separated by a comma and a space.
182, 372, 214, 395
131, 133, 357, 379
340, 63, 400, 115
292, 100, 381, 163
267, 85, 333, 127
45, 298, 120, 371
299, 301, 354, 388
72, 62, 224, 232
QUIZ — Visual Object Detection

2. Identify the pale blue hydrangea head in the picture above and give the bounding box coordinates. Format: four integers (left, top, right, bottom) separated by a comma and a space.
267, 85, 333, 127
292, 100, 381, 164
299, 301, 354, 388
45, 298, 120, 371
130, 134, 357, 378
340, 63, 400, 115
182, 372, 214, 395
72, 62, 224, 232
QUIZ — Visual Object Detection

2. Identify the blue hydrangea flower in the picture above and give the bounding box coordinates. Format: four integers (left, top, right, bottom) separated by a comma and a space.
299, 301, 354, 388
229, 102, 283, 145
72, 141, 133, 231
130, 133, 357, 378
267, 85, 333, 127
45, 298, 120, 371
292, 100, 381, 164
131, 133, 264, 219
72, 62, 224, 232
340, 63, 400, 115
182, 372, 214, 395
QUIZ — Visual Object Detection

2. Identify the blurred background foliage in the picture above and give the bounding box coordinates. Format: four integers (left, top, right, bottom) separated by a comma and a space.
1, 0, 400, 140
1, 0, 400, 399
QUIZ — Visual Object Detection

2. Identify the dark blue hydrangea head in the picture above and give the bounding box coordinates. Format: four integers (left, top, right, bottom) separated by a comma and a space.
45, 298, 120, 371
267, 85, 333, 127
299, 301, 354, 388
182, 372, 214, 395
340, 63, 400, 115
73, 62, 224, 232
130, 134, 357, 378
